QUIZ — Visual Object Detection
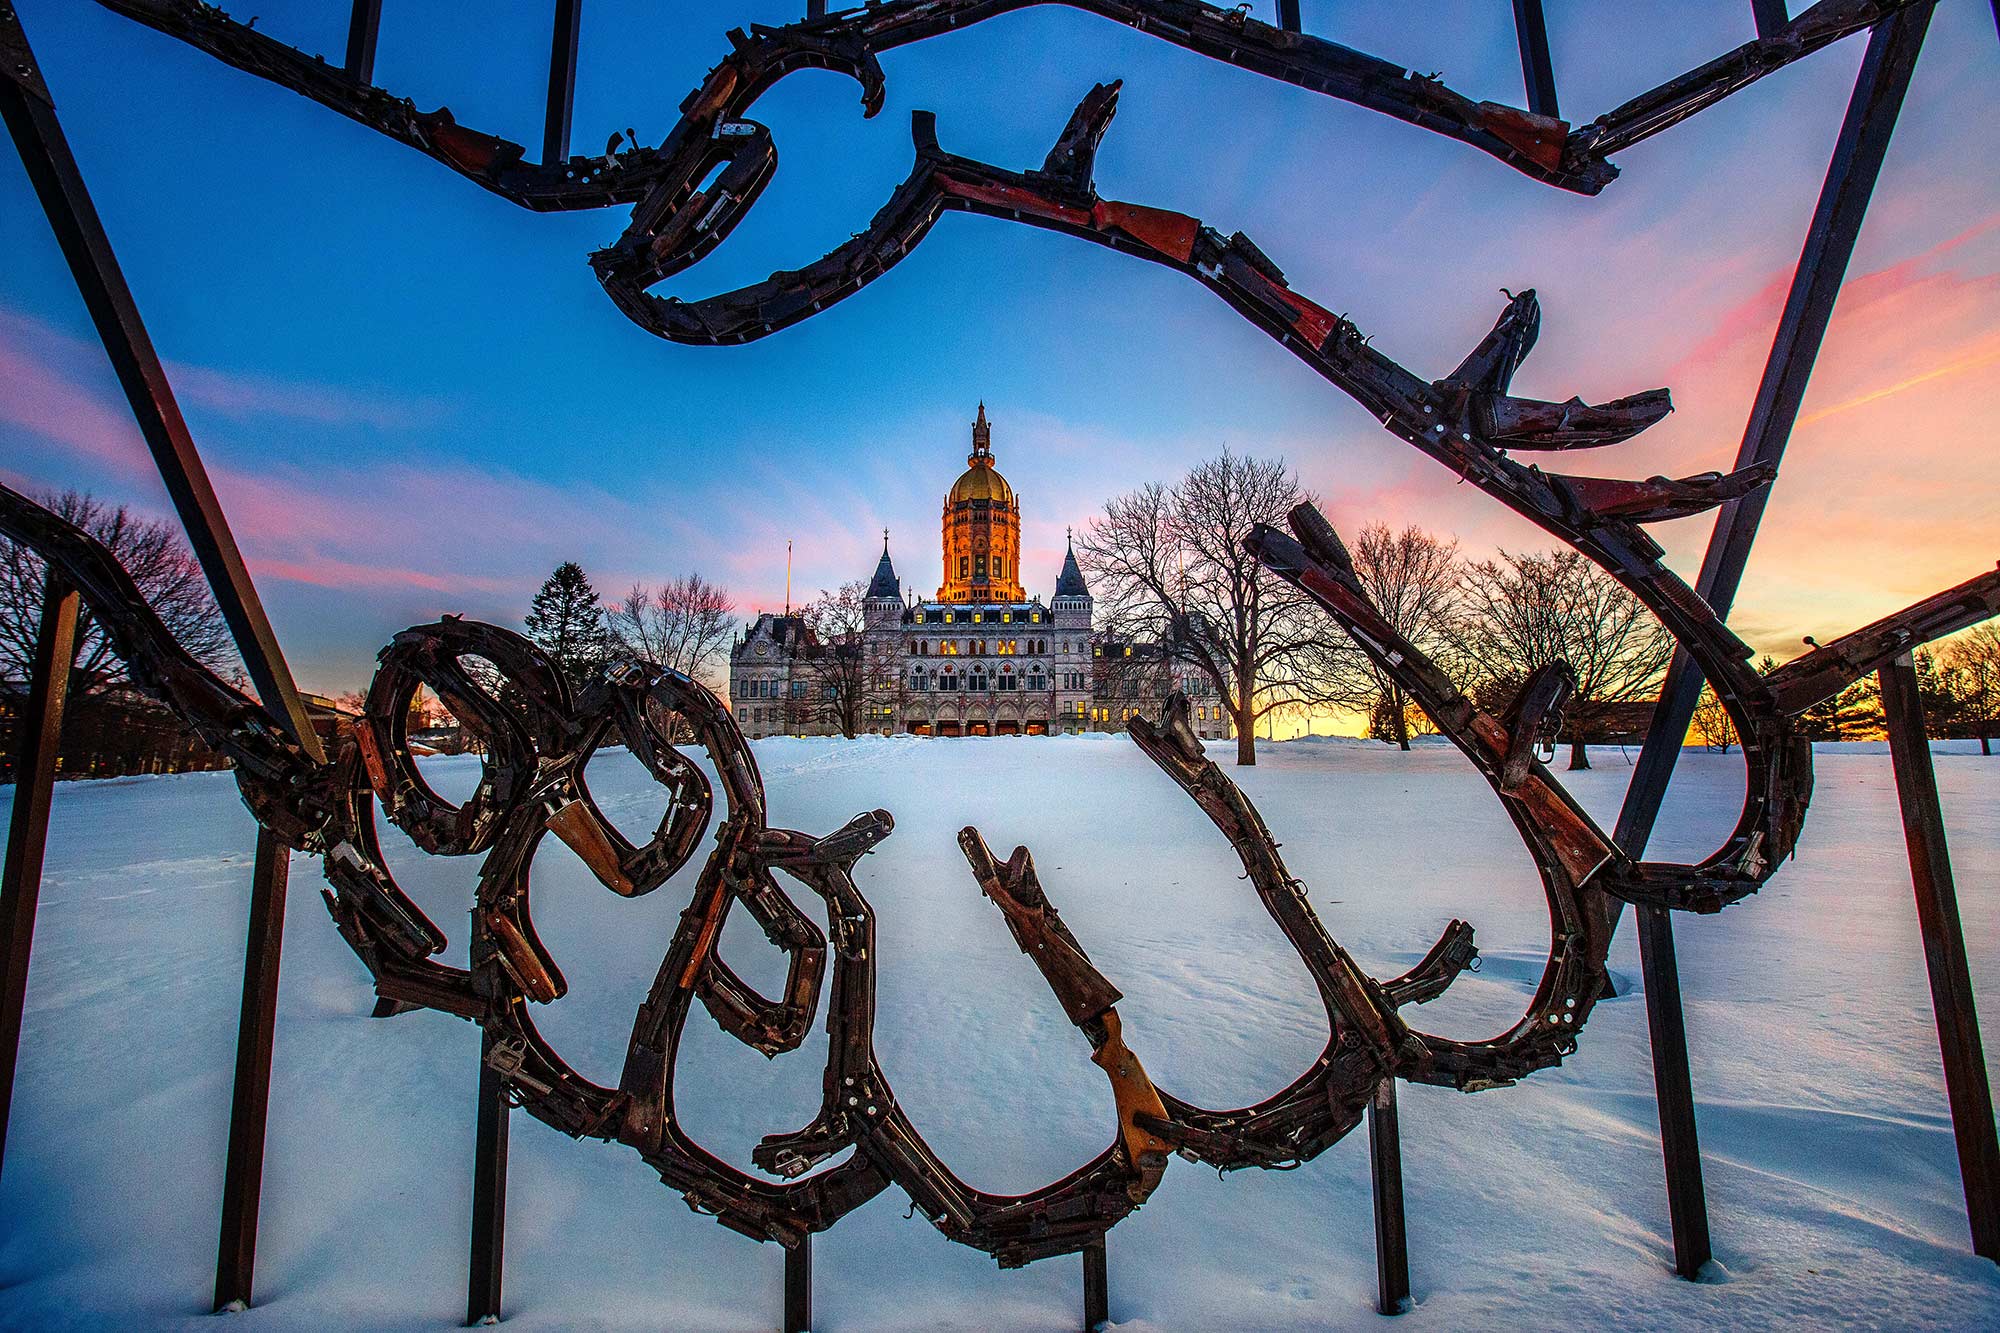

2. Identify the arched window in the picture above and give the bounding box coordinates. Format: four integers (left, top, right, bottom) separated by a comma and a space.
970, 667, 988, 692
910, 667, 925, 690
1027, 667, 1045, 692
940, 669, 957, 692
999, 665, 1017, 692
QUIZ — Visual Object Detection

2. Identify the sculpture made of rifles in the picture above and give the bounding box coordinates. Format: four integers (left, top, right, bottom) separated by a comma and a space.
5, 0, 1988, 1270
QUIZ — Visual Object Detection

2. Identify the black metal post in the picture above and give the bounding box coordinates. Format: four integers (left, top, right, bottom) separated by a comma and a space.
1601, 3, 1933, 1281
1509, 0, 1560, 119
0, 575, 79, 1181
542, 0, 581, 166
213, 829, 292, 1311
784, 1234, 811, 1333
807, 0, 828, 18
1082, 1235, 1108, 1332
1879, 655, 2000, 1262
0, 7, 324, 765
1276, 0, 1301, 34
346, 0, 384, 84
1634, 905, 1710, 1278
1751, 0, 1790, 38
468, 1045, 511, 1325
1367, 1078, 1411, 1315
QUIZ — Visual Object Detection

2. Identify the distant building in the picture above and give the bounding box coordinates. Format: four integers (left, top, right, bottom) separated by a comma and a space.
729, 406, 1228, 741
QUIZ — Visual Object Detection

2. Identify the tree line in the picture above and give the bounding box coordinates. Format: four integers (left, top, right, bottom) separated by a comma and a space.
1, 485, 1993, 767
1077, 451, 2000, 767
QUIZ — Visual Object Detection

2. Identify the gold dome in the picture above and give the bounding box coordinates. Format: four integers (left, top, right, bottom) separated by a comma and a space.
948, 401, 1013, 506
948, 459, 1014, 506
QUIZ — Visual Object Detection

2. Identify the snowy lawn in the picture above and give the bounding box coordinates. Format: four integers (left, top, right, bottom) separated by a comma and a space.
1, 735, 1996, 1331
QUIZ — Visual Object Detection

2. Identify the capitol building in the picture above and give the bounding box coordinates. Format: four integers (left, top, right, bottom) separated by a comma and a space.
729, 406, 1229, 741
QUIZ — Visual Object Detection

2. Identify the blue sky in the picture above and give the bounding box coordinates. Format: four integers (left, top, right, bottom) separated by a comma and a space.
3, 1, 1996, 700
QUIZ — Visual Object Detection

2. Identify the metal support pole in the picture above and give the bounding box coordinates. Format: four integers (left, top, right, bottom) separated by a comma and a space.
1601, 3, 1932, 1281
1634, 905, 1710, 1277
0, 574, 79, 1181
1082, 1235, 1108, 1332
1751, 0, 1790, 38
1509, 0, 1560, 119
807, 0, 828, 18
213, 829, 291, 1311
1367, 1078, 1411, 1315
467, 1047, 511, 1325
345, 0, 383, 83
1879, 655, 2000, 1262
784, 1234, 811, 1333
1276, 0, 1301, 34
541, 0, 581, 165
1, 7, 325, 764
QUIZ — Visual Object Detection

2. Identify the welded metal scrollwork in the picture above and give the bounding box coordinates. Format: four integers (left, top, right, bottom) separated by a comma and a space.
10, 0, 1988, 1273
2, 481, 1994, 1265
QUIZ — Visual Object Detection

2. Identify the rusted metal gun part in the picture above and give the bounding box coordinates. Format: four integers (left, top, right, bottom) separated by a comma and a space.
1763, 567, 2000, 718
1565, 0, 1919, 163
959, 831, 1123, 1025
958, 830, 1174, 1174
1380, 921, 1479, 1009
1121, 698, 1399, 1163
92, 0, 684, 211
0, 484, 327, 844
1248, 509, 1625, 1088
1499, 662, 1575, 793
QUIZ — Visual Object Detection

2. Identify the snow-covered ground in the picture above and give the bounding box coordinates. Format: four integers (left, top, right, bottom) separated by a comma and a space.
1, 735, 1996, 1331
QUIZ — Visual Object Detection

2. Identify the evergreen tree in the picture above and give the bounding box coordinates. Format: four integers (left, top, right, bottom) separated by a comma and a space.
1798, 678, 1879, 740
525, 561, 607, 691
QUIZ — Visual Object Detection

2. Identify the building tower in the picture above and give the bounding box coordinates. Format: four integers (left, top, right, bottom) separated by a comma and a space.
937, 403, 1026, 603
864, 529, 902, 629
1053, 529, 1091, 622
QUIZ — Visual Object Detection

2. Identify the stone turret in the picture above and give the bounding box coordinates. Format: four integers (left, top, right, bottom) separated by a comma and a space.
1052, 529, 1092, 630
864, 530, 903, 632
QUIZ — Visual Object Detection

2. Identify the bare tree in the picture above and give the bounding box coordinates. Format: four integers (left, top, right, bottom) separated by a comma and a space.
1456, 548, 1674, 770
1942, 621, 1999, 755
796, 581, 887, 739
1294, 523, 1461, 750
1078, 450, 1315, 765
608, 573, 735, 685
0, 489, 234, 697
1691, 682, 1736, 753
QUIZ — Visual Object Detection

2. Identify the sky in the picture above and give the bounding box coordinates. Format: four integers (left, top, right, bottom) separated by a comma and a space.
2, 1, 1996, 718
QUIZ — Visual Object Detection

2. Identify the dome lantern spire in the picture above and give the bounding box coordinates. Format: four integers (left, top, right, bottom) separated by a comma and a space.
970, 401, 991, 464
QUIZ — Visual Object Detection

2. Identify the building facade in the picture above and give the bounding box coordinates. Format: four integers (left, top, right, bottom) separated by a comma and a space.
729, 406, 1229, 741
